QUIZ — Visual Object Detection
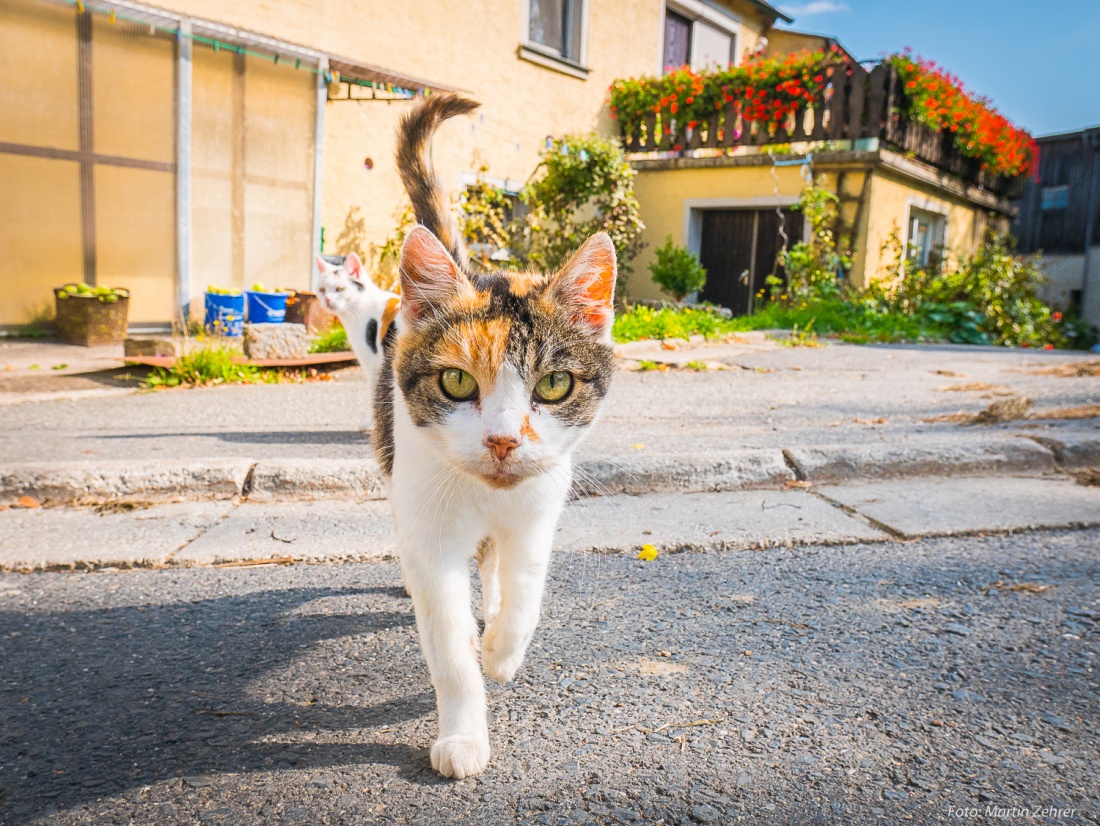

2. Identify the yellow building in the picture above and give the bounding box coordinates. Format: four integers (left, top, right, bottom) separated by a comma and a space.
1, 0, 795, 328
1, 0, 1017, 328
628, 147, 1015, 310
620, 57, 1019, 310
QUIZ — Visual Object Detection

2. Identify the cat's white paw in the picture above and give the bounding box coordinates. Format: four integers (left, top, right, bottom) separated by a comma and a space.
481, 625, 524, 684
430, 734, 490, 779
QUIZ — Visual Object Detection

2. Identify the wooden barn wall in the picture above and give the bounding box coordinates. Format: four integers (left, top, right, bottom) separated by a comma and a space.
1014, 135, 1100, 255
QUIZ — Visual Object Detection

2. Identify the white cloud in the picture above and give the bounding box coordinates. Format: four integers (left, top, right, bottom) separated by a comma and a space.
779, 0, 851, 16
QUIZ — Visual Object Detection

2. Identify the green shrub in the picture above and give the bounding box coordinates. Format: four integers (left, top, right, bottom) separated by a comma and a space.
459, 135, 645, 280
867, 233, 1075, 348
777, 177, 850, 303
649, 237, 707, 301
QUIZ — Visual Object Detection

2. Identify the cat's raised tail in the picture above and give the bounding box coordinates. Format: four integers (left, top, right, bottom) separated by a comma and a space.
395, 93, 480, 271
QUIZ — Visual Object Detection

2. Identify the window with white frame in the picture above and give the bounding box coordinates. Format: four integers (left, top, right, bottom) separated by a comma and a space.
906, 207, 947, 269
663, 2, 738, 73
528, 0, 585, 64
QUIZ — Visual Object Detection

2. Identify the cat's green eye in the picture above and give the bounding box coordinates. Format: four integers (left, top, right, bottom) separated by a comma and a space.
533, 371, 573, 403
440, 368, 478, 401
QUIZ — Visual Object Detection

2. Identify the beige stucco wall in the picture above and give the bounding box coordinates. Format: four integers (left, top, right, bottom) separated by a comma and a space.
161, 0, 666, 266
860, 169, 981, 288
629, 161, 836, 301
160, 0, 788, 267
1, 0, 788, 325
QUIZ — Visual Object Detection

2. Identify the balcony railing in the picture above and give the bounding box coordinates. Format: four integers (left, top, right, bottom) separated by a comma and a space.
618, 61, 1025, 199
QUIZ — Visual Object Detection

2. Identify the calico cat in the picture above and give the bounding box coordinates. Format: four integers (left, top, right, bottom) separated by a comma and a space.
377, 93, 617, 779
314, 253, 400, 430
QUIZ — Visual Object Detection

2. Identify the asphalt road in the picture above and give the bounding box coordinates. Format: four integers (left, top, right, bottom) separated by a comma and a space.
2, 529, 1097, 825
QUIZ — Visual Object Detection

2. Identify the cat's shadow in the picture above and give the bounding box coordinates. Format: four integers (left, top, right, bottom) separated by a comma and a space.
0, 582, 442, 823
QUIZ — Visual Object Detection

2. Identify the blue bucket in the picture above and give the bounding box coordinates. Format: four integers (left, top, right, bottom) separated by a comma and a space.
204, 292, 245, 336
246, 291, 287, 324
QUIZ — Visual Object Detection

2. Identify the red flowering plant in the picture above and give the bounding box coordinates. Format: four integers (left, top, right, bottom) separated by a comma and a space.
610, 47, 1036, 180
885, 50, 1036, 179
609, 48, 846, 146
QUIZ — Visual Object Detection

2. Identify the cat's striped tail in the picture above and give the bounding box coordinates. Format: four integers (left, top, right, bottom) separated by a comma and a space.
395, 92, 480, 271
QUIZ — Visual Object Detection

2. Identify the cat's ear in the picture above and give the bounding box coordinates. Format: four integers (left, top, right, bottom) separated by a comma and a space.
398, 225, 473, 325
315, 255, 332, 276
549, 232, 617, 342
344, 252, 366, 283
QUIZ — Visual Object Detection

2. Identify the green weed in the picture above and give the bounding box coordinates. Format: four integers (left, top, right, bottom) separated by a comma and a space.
309, 326, 350, 354
143, 344, 276, 388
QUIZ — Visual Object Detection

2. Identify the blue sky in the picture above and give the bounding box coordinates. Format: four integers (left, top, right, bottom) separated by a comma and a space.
775, 0, 1100, 136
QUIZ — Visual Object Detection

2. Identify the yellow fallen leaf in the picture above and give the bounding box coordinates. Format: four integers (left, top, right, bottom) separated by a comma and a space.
631, 443, 647, 450
638, 544, 658, 561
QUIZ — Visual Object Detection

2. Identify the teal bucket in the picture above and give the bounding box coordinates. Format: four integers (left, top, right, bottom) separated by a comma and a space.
246, 291, 287, 324
204, 292, 244, 336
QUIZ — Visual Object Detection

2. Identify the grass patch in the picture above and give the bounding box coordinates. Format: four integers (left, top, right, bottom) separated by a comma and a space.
309, 325, 349, 354
143, 344, 278, 388
612, 306, 731, 342
613, 300, 948, 345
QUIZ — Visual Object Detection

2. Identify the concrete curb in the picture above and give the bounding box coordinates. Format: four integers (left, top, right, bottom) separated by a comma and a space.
0, 459, 254, 505
248, 458, 387, 502
572, 449, 793, 495
1027, 434, 1100, 470
784, 437, 1056, 484
1, 436, 1087, 507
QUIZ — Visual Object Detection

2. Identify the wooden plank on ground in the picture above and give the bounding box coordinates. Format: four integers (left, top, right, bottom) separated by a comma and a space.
124, 353, 357, 368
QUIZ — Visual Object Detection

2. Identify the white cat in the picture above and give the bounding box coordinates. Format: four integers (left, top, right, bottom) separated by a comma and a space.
375, 93, 617, 779
314, 252, 400, 431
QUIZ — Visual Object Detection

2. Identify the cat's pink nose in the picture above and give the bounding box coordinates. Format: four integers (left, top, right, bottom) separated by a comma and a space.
485, 435, 520, 461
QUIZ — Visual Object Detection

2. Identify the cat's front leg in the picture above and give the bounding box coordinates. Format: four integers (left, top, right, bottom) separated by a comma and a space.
476, 537, 501, 627
359, 378, 375, 432
481, 512, 557, 684
401, 549, 490, 778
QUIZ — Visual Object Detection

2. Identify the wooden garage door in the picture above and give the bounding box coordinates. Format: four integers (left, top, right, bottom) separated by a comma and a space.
698, 208, 802, 316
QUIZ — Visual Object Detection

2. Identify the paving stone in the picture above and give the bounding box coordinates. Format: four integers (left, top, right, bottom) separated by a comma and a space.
817, 476, 1100, 538
0, 502, 232, 571
173, 500, 396, 565
555, 489, 886, 553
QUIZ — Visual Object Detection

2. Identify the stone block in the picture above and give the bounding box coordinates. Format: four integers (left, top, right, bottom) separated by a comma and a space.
243, 323, 309, 360
124, 337, 178, 357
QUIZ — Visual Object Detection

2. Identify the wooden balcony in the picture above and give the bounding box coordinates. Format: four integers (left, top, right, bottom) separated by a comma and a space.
618, 61, 1026, 200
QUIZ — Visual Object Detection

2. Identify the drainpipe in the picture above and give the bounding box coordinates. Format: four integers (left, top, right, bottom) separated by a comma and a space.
1081, 130, 1100, 313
